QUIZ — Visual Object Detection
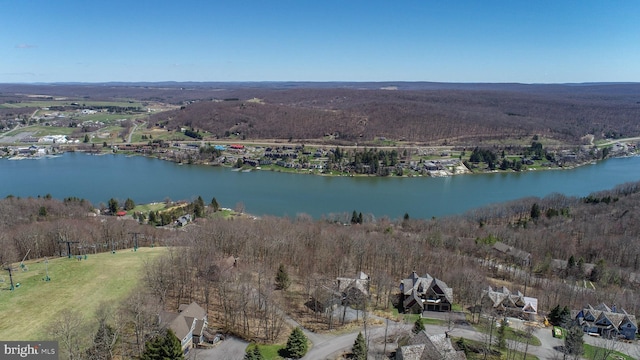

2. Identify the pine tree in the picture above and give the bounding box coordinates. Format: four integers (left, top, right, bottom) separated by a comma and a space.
140, 329, 184, 360
496, 318, 507, 350
210, 197, 220, 212
108, 198, 119, 214
244, 344, 265, 360
351, 210, 359, 224
412, 317, 425, 334
194, 196, 205, 218
85, 320, 116, 360
124, 198, 136, 211
284, 327, 308, 359
275, 264, 291, 291
530, 203, 541, 219
564, 325, 584, 357
352, 332, 367, 360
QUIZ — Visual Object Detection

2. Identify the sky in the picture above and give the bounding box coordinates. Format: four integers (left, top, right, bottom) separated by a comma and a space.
2, 0, 640, 84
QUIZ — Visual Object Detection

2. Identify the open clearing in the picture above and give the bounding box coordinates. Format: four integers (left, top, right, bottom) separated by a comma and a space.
0, 247, 167, 340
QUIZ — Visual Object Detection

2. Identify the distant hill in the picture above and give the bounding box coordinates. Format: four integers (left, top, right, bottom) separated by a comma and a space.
2, 82, 640, 144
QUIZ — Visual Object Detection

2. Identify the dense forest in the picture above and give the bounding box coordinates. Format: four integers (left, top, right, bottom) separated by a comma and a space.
2, 82, 640, 145
148, 88, 640, 144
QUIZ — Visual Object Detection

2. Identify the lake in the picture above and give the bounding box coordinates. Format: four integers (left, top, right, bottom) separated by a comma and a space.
2, 152, 640, 219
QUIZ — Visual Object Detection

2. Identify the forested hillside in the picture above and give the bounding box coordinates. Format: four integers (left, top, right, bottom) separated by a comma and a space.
3, 181, 640, 336
3, 82, 640, 145
148, 88, 640, 144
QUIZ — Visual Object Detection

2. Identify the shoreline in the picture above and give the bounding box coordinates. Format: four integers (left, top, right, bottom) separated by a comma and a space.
3, 146, 633, 179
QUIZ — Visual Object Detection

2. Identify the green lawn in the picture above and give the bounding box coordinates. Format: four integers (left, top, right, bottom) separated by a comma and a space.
247, 343, 285, 360
132, 202, 167, 214
583, 343, 634, 360
0, 247, 167, 340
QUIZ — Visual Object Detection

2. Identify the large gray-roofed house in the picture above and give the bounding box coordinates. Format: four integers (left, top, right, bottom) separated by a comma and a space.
574, 303, 637, 340
400, 271, 453, 313
396, 331, 466, 360
159, 302, 208, 353
480, 286, 538, 320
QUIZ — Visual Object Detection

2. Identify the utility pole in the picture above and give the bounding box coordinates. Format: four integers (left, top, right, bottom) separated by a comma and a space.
3, 266, 16, 290
129, 232, 142, 251
58, 240, 79, 258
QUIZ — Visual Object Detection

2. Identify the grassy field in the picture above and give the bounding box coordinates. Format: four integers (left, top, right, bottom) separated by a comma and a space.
0, 247, 167, 340
583, 343, 635, 360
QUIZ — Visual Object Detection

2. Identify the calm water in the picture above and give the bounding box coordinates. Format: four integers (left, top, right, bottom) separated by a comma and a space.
2, 152, 640, 219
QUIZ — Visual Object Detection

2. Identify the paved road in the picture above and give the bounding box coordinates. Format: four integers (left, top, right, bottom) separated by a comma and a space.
186, 313, 640, 360
187, 336, 249, 360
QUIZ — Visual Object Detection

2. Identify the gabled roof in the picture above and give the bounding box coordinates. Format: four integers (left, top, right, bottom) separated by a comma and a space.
337, 272, 369, 296
576, 303, 637, 332
400, 331, 467, 360
179, 302, 207, 320
159, 302, 207, 343
481, 286, 538, 315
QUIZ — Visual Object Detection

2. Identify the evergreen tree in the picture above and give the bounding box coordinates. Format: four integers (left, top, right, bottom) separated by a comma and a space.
148, 210, 157, 225
564, 325, 584, 357
124, 198, 136, 211
284, 327, 308, 359
496, 318, 508, 349
210, 197, 220, 212
412, 317, 425, 334
351, 210, 359, 224
85, 320, 117, 360
108, 198, 119, 214
194, 196, 205, 218
252, 346, 264, 360
548, 305, 562, 326
244, 344, 264, 360
352, 332, 367, 360
530, 203, 541, 219
275, 264, 291, 290
140, 329, 184, 360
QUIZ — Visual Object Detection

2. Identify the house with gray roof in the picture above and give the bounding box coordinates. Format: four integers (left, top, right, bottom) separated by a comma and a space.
159, 302, 208, 353
396, 331, 466, 360
337, 271, 370, 301
574, 303, 637, 340
480, 286, 538, 320
400, 271, 453, 313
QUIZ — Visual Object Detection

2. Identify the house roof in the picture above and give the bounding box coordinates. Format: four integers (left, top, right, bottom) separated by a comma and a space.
576, 303, 637, 331
159, 302, 207, 344
179, 302, 207, 320
492, 242, 531, 262
337, 272, 369, 295
482, 286, 538, 315
400, 331, 466, 360
400, 272, 453, 306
